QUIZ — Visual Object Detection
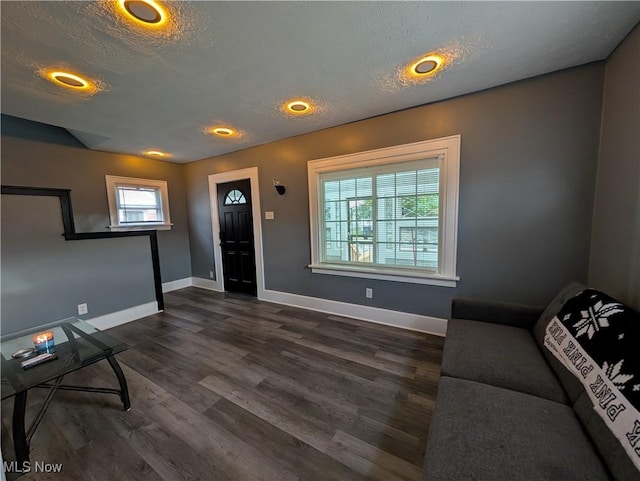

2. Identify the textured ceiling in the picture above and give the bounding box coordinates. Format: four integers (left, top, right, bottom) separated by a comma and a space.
2, 1, 639, 163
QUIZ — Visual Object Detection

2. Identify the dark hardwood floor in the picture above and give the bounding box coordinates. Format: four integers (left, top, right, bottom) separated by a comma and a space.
2, 287, 444, 481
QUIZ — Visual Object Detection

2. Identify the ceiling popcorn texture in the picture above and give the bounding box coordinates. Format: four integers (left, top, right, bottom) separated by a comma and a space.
1, 1, 639, 163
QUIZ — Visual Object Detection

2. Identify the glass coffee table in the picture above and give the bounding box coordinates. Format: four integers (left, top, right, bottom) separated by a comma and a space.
1, 317, 131, 464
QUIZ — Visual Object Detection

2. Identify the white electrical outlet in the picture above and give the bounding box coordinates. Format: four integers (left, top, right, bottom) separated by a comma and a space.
78, 303, 88, 315
365, 288, 373, 299
209, 271, 214, 279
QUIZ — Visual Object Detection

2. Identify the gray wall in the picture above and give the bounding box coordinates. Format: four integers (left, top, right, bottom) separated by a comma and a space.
589, 25, 640, 311
1, 117, 192, 331
2, 196, 155, 334
185, 63, 605, 319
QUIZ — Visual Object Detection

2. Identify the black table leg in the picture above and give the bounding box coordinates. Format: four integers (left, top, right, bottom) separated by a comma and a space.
12, 391, 29, 465
106, 355, 130, 411
60, 323, 80, 362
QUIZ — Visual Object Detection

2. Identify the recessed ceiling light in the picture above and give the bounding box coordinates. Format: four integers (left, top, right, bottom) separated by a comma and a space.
409, 54, 445, 77
210, 127, 236, 137
47, 71, 91, 90
285, 100, 312, 114
119, 0, 166, 26
146, 150, 166, 157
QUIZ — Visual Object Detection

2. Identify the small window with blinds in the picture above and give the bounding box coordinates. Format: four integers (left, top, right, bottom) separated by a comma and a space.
308, 136, 460, 287
105, 176, 172, 230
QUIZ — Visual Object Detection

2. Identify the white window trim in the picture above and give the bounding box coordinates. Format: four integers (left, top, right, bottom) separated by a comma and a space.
105, 175, 173, 231
307, 135, 460, 287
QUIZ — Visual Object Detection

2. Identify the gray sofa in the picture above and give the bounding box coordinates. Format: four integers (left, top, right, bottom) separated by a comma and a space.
424, 283, 640, 481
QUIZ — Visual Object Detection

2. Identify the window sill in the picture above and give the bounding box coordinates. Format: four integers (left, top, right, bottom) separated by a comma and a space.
308, 263, 459, 287
108, 223, 173, 232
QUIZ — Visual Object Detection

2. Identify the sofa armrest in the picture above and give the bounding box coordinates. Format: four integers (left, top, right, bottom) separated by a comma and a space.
451, 298, 545, 330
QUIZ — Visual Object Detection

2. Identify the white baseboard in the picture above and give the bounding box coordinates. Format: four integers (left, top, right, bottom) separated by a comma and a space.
162, 277, 193, 293
261, 289, 447, 337
163, 277, 223, 293
191, 277, 224, 292
94, 277, 446, 336
85, 277, 218, 332
87, 301, 159, 331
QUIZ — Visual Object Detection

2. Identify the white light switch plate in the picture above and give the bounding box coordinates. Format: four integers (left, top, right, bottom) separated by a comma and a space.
265, 211, 275, 220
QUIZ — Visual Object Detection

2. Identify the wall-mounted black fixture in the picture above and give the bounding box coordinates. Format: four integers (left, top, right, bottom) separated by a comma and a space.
273, 179, 286, 196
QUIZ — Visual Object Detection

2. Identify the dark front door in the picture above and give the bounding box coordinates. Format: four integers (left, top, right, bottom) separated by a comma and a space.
217, 179, 257, 296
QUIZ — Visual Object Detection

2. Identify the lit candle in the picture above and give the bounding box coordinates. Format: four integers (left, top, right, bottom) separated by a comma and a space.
32, 330, 55, 354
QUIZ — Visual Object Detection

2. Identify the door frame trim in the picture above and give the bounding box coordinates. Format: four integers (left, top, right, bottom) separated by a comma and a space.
208, 167, 265, 298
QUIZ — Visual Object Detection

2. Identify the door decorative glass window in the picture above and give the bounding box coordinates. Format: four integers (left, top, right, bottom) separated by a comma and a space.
224, 189, 247, 205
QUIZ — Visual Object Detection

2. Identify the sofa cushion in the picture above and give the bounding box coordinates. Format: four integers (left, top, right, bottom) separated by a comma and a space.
533, 281, 586, 344
532, 281, 587, 402
424, 376, 612, 481
451, 298, 544, 329
574, 393, 640, 481
543, 290, 640, 478
441, 318, 568, 404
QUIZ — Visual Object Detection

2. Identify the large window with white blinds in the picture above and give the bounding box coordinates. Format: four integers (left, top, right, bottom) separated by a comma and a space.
308, 136, 460, 287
